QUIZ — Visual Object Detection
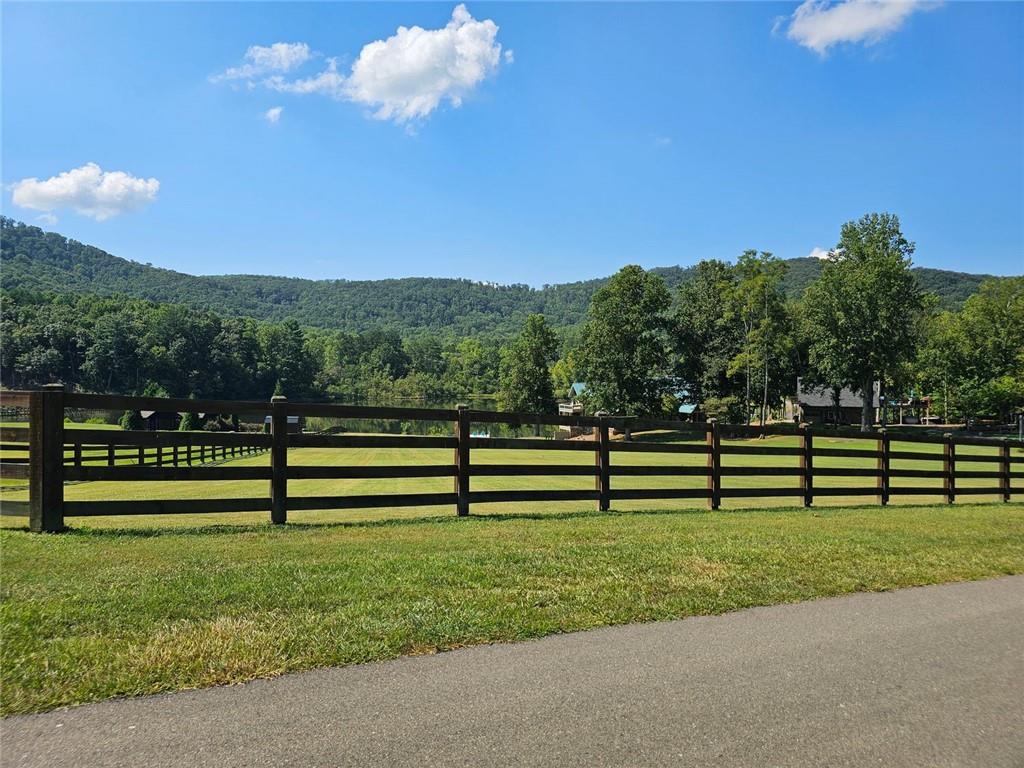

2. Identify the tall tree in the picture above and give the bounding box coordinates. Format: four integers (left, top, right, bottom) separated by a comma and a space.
671, 260, 743, 407
803, 213, 925, 430
497, 315, 559, 413
578, 265, 672, 415
725, 251, 791, 429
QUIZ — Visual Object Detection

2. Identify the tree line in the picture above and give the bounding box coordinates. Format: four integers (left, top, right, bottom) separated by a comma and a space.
3, 213, 1021, 428
1, 215, 998, 338
498, 213, 1023, 429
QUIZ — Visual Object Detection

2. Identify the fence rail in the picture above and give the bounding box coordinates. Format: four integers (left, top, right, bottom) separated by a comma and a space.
1, 385, 1021, 532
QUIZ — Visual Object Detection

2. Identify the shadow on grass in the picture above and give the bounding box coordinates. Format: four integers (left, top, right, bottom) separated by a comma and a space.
4, 499, 1010, 540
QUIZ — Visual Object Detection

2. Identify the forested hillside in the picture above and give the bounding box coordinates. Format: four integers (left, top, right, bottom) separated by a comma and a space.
0, 217, 1004, 336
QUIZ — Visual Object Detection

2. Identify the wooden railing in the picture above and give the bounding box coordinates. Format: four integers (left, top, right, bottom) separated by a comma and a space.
1, 385, 1021, 532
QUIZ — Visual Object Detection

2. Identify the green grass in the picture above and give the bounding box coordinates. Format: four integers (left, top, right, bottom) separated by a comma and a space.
1, 500, 1022, 716
2, 432, 1021, 716
2, 432, 1018, 520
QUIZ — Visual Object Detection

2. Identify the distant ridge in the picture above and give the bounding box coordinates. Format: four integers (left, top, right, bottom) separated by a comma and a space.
0, 217, 1003, 336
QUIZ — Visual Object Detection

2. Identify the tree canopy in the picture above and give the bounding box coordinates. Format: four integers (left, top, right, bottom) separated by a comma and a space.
803, 213, 926, 429
578, 266, 672, 416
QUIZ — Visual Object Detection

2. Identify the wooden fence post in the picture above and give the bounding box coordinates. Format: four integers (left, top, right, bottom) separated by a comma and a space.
1000, 439, 1010, 503
596, 418, 610, 511
877, 429, 890, 506
138, 445, 145, 466
799, 423, 813, 508
943, 433, 955, 504
707, 419, 721, 510
455, 404, 470, 516
29, 383, 65, 533
270, 395, 288, 524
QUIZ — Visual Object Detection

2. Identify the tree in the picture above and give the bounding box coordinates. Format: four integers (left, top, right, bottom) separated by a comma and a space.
672, 260, 743, 407
803, 213, 925, 430
118, 409, 142, 430
497, 315, 559, 413
258, 319, 316, 399
179, 411, 201, 431
725, 251, 792, 430
578, 265, 672, 415
919, 277, 1024, 422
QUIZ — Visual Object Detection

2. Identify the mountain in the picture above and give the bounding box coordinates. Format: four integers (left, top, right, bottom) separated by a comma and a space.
0, 217, 1005, 336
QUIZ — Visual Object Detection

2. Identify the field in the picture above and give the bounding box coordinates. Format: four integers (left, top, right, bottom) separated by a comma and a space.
2, 431, 1021, 520
2, 431, 1022, 716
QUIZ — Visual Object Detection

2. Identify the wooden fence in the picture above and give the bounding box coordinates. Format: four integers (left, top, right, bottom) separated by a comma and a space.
1, 385, 1021, 532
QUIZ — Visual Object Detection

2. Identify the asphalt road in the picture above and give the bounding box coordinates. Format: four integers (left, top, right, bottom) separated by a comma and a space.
3, 576, 1023, 768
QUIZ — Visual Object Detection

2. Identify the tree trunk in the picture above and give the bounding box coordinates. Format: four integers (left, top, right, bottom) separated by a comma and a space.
861, 374, 874, 432
760, 354, 769, 437
745, 362, 751, 426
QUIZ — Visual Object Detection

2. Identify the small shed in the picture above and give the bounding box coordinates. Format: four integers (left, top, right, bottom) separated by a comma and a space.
263, 415, 302, 434
139, 410, 182, 431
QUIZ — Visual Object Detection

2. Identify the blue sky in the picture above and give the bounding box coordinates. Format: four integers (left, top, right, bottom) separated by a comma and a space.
3, 1, 1022, 284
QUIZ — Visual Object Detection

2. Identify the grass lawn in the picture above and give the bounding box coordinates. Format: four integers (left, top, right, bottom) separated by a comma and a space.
2, 432, 1022, 715
3, 432, 1020, 519
2, 499, 1023, 716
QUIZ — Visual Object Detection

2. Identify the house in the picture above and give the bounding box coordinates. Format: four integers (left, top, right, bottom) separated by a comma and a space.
787, 378, 880, 425
263, 415, 302, 434
558, 382, 587, 417
678, 402, 701, 422
672, 387, 702, 422
139, 410, 182, 431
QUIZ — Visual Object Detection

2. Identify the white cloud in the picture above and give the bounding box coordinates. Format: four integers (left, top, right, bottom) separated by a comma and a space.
11, 163, 159, 221
265, 58, 347, 99
808, 246, 832, 260
36, 213, 58, 226
785, 0, 938, 54
212, 42, 313, 82
215, 5, 509, 126
264, 106, 284, 123
345, 4, 505, 123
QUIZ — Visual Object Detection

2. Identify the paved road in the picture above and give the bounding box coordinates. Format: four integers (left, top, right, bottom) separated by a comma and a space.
4, 576, 1023, 768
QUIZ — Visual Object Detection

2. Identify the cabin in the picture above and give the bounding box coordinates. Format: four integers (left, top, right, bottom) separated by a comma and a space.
263, 415, 303, 434
558, 382, 587, 417
671, 387, 702, 422
787, 378, 880, 425
139, 410, 182, 431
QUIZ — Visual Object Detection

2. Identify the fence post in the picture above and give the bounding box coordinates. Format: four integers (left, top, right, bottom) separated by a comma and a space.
138, 445, 145, 466
270, 395, 288, 524
596, 418, 610, 511
29, 383, 65, 533
943, 433, 955, 504
454, 404, 470, 516
1000, 439, 1010, 503
877, 429, 889, 506
799, 423, 813, 508
707, 419, 721, 510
